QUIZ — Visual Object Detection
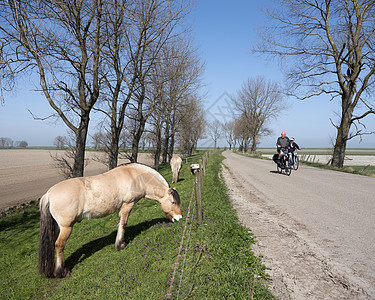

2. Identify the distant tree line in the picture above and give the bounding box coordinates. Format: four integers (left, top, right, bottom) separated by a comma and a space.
0, 137, 28, 148
0, 0, 204, 177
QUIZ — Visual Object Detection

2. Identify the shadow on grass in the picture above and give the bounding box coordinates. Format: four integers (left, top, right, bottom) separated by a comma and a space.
65, 217, 168, 271
0, 206, 40, 232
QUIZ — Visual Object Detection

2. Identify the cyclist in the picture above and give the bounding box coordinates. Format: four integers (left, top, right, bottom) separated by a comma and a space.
288, 137, 300, 164
276, 131, 290, 165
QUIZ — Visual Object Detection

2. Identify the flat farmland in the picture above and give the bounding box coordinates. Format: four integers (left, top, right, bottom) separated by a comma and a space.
0, 149, 153, 212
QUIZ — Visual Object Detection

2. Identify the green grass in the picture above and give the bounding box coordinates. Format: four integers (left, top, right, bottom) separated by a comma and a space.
0, 151, 275, 299
300, 161, 375, 177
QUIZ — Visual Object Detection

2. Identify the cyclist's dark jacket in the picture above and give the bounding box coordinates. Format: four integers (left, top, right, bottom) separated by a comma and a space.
288, 141, 300, 153
276, 136, 290, 150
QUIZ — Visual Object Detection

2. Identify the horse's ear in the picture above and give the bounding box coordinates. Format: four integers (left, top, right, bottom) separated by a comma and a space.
168, 188, 173, 195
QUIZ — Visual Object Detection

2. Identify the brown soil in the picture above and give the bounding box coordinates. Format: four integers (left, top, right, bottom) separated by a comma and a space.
0, 149, 154, 212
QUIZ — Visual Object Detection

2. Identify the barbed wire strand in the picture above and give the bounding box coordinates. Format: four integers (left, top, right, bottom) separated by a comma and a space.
166, 183, 196, 299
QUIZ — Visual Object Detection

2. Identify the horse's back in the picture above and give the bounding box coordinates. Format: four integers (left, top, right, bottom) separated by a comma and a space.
45, 164, 166, 224
171, 155, 182, 169
45, 171, 121, 223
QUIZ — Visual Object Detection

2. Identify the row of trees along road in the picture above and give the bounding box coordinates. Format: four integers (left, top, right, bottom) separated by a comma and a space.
254, 0, 375, 168
0, 0, 204, 177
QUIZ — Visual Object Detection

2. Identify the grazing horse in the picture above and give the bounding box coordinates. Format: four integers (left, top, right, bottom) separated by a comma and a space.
38, 163, 182, 278
170, 155, 183, 183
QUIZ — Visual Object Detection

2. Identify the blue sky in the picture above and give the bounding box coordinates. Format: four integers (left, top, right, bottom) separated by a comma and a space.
0, 0, 374, 148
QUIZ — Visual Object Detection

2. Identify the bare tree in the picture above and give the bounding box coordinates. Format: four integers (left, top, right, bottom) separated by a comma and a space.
163, 39, 204, 162
178, 97, 205, 156
17, 140, 28, 148
207, 120, 222, 149
50, 133, 90, 178
222, 121, 236, 150
91, 132, 106, 150
233, 113, 251, 153
0, 0, 104, 177
255, 0, 375, 167
148, 37, 204, 167
95, 0, 193, 168
54, 136, 68, 150
0, 137, 14, 148
233, 76, 284, 153
127, 0, 193, 164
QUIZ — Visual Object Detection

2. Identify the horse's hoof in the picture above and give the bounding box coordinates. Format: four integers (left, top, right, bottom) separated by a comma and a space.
116, 242, 127, 251
54, 267, 70, 278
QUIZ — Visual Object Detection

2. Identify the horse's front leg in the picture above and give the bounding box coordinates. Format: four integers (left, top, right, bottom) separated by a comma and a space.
115, 203, 134, 251
54, 226, 72, 278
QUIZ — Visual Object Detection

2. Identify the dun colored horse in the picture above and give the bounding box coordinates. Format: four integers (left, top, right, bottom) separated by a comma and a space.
170, 155, 183, 183
38, 163, 182, 278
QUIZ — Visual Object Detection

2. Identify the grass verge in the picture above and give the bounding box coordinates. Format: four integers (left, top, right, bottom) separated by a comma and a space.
0, 151, 274, 299
299, 161, 375, 177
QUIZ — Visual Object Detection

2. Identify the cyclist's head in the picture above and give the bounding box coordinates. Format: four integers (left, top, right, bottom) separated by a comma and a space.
290, 137, 295, 141
281, 131, 286, 138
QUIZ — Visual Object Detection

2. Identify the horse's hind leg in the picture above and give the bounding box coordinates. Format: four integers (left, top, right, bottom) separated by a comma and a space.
54, 226, 72, 278
115, 203, 134, 251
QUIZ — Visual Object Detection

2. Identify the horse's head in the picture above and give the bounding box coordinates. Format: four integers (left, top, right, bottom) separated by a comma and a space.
161, 188, 182, 222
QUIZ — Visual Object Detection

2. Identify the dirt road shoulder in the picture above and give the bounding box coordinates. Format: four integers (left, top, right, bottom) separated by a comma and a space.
221, 157, 371, 299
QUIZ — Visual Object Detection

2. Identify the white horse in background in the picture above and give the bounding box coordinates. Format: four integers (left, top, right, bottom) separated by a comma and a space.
170, 155, 183, 183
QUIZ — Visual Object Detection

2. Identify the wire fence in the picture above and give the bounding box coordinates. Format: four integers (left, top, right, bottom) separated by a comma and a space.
165, 151, 210, 299
166, 180, 196, 300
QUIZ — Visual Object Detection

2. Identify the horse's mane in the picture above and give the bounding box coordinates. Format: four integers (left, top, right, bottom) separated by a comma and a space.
116, 163, 170, 188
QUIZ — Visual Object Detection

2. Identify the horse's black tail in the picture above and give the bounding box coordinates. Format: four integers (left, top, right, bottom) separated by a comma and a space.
38, 194, 58, 277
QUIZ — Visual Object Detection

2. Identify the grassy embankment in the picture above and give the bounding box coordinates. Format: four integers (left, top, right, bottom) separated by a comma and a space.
0, 151, 275, 299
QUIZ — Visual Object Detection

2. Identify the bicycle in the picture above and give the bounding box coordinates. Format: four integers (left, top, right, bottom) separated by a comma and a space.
272, 152, 292, 176
289, 151, 299, 171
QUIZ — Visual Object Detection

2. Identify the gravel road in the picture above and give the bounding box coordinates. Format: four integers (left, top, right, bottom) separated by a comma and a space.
222, 151, 375, 299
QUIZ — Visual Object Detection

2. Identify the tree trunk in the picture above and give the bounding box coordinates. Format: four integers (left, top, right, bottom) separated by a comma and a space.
244, 138, 249, 153
154, 127, 162, 168
131, 139, 139, 163
250, 134, 257, 153
331, 110, 353, 168
188, 144, 194, 156
168, 131, 175, 163
72, 114, 90, 177
108, 127, 120, 170
331, 92, 355, 168
162, 122, 170, 164
131, 119, 147, 163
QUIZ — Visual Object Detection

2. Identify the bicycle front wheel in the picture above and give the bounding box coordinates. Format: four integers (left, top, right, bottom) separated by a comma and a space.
293, 156, 299, 170
285, 166, 291, 176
